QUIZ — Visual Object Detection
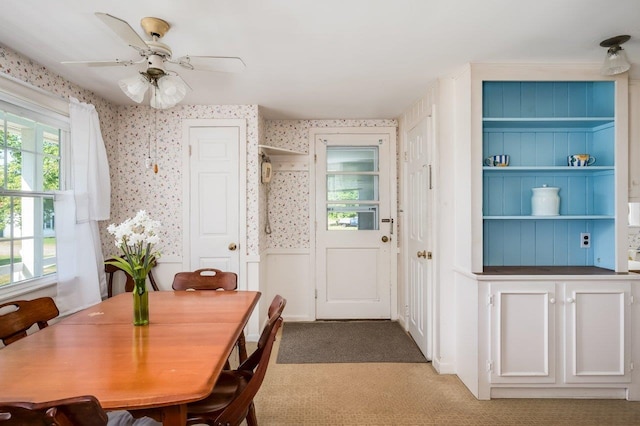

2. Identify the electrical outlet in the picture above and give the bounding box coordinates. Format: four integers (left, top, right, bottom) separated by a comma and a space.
580, 233, 591, 248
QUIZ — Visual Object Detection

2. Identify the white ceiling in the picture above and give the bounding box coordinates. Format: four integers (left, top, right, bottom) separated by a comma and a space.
1, 0, 639, 119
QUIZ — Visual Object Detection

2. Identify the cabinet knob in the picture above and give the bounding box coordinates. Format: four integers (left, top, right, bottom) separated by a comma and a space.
567, 297, 575, 304
549, 298, 556, 304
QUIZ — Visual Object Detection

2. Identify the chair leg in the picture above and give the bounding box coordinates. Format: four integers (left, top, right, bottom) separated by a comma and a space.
237, 331, 248, 364
246, 402, 258, 426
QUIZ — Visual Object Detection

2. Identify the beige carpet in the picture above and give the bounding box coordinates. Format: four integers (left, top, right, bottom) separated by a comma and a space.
245, 327, 640, 426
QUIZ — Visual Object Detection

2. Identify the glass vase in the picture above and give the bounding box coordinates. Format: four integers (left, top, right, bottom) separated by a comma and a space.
133, 277, 149, 326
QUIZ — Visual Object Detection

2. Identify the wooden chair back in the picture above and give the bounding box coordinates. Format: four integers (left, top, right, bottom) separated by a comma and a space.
0, 297, 59, 346
105, 256, 159, 298
214, 313, 284, 426
185, 295, 286, 426
172, 268, 243, 365
172, 268, 238, 291
0, 395, 108, 426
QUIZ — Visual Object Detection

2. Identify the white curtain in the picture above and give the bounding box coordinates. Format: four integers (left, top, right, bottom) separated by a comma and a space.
55, 98, 111, 315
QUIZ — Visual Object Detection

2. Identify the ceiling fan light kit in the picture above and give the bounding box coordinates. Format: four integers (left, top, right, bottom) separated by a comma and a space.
600, 34, 631, 76
62, 12, 245, 109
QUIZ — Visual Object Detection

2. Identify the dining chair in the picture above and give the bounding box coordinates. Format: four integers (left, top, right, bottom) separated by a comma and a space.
172, 268, 246, 365
0, 395, 108, 426
0, 297, 59, 346
184, 295, 286, 426
171, 268, 238, 291
105, 256, 160, 298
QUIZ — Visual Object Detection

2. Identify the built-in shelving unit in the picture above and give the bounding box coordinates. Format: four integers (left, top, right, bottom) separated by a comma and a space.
482, 81, 616, 269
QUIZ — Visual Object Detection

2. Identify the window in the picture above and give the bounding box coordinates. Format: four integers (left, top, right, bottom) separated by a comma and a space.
0, 102, 66, 289
325, 146, 380, 231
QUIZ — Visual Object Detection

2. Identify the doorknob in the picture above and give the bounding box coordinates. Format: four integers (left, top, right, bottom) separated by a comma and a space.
228, 243, 237, 251
417, 250, 426, 258
381, 236, 389, 242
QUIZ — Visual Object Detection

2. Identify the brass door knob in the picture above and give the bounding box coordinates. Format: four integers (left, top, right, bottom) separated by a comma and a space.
381, 236, 389, 242
228, 243, 237, 251
417, 250, 427, 258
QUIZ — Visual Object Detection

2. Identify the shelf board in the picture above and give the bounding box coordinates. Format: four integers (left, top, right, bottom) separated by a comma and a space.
258, 145, 306, 156
483, 215, 614, 220
482, 117, 614, 129
480, 266, 618, 276
483, 166, 614, 171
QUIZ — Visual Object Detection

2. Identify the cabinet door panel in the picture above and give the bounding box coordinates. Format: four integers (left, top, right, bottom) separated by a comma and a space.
564, 282, 631, 383
490, 282, 556, 384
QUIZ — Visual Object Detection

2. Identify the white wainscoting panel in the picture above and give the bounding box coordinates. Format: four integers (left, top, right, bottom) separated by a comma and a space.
264, 249, 314, 322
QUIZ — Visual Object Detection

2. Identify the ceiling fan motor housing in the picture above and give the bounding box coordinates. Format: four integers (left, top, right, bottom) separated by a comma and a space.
146, 54, 166, 79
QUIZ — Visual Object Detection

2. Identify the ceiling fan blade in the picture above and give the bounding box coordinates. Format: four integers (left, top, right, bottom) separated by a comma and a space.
174, 56, 246, 73
95, 12, 149, 51
61, 59, 142, 67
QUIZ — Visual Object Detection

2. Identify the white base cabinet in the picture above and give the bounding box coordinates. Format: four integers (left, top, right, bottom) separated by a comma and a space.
489, 282, 556, 385
476, 277, 638, 399
563, 282, 632, 384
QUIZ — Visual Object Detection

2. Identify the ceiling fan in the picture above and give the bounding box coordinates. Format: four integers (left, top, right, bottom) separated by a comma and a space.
62, 12, 245, 109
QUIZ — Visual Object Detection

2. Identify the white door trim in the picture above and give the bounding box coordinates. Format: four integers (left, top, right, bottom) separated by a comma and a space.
309, 126, 398, 320
181, 119, 247, 289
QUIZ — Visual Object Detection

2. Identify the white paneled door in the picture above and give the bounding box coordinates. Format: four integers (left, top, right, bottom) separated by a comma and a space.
187, 125, 240, 273
315, 131, 396, 319
406, 116, 433, 359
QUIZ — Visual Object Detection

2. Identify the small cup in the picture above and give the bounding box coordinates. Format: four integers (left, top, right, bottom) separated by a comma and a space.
567, 154, 596, 167
484, 154, 509, 167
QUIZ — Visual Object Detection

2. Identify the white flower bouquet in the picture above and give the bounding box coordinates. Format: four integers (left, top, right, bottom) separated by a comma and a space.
106, 210, 162, 282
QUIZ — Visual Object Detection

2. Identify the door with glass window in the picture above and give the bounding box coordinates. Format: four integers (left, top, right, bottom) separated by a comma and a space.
315, 133, 393, 319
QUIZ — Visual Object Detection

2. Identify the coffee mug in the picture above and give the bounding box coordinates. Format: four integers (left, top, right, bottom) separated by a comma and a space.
567, 154, 596, 167
484, 154, 509, 167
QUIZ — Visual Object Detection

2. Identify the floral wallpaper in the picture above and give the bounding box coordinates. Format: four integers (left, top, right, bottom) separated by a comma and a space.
264, 119, 397, 154
0, 44, 119, 256
113, 104, 261, 259
0, 44, 263, 260
258, 108, 268, 253
0, 44, 399, 258
264, 119, 397, 249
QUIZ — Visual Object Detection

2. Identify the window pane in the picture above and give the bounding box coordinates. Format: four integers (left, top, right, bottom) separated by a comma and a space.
18, 237, 35, 280
43, 154, 60, 190
7, 113, 35, 150
44, 235, 56, 276
18, 197, 35, 238
42, 126, 60, 156
327, 203, 379, 231
6, 148, 22, 190
327, 174, 378, 201
327, 147, 378, 172
0, 240, 9, 286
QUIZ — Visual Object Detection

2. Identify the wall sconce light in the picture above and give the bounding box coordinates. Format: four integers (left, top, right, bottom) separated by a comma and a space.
600, 35, 631, 76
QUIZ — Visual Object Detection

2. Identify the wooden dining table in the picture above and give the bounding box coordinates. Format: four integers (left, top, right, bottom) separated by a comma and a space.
0, 290, 261, 426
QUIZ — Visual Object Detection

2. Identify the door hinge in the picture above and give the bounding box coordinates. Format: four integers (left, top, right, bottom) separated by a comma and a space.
403, 151, 408, 162
314, 154, 317, 163
630, 295, 635, 305
428, 164, 433, 190
487, 360, 493, 372
189, 145, 192, 156
487, 295, 494, 306
630, 362, 634, 372
315, 289, 318, 299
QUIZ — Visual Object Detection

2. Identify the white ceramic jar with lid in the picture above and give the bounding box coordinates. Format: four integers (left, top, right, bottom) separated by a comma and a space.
531, 184, 560, 216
